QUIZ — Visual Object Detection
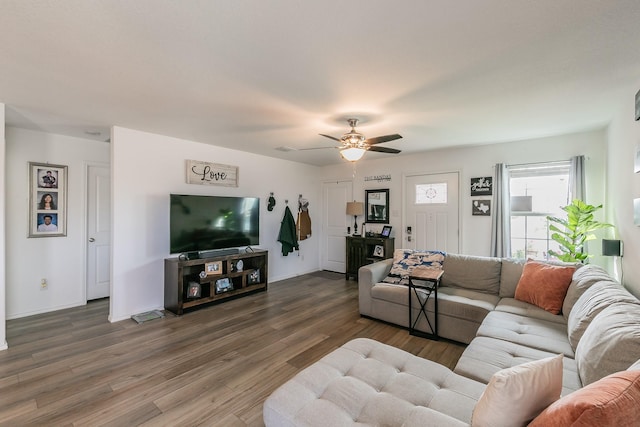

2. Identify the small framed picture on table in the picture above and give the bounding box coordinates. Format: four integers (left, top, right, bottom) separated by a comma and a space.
381, 225, 392, 238
187, 282, 201, 298
205, 261, 222, 275
373, 245, 384, 257
215, 277, 234, 294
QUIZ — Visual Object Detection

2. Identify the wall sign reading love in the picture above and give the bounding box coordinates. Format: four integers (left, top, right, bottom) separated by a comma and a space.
186, 160, 239, 187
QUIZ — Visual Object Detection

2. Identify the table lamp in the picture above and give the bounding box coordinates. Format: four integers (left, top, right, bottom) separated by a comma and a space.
346, 201, 364, 236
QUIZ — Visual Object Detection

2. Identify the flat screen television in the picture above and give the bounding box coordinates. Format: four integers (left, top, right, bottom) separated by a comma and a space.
170, 194, 260, 254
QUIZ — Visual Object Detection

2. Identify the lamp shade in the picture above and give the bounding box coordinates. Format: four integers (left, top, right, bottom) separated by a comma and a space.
340, 147, 366, 162
602, 239, 623, 257
346, 202, 364, 216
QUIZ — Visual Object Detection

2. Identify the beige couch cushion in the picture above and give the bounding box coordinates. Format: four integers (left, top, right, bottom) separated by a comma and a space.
263, 338, 484, 427
499, 258, 525, 297
476, 311, 573, 357
455, 336, 582, 396
495, 298, 567, 324
562, 264, 612, 320
567, 280, 640, 351
441, 253, 502, 295
575, 303, 640, 385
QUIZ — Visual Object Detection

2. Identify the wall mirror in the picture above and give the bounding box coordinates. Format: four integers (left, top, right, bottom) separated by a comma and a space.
365, 189, 390, 224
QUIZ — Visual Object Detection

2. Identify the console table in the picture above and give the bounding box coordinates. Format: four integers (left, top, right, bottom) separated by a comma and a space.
345, 236, 394, 280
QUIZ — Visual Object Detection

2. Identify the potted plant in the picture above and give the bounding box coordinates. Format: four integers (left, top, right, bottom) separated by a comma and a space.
546, 199, 613, 263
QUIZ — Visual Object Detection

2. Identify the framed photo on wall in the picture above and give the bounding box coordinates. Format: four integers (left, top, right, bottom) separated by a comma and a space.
28, 162, 67, 237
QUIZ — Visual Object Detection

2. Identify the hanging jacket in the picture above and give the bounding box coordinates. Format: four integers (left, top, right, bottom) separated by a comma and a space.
297, 198, 312, 241
278, 206, 299, 256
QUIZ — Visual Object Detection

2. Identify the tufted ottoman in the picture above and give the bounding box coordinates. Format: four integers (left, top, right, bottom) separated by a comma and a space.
263, 338, 485, 427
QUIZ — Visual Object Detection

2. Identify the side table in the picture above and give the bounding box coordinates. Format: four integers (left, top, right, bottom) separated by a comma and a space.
408, 268, 443, 339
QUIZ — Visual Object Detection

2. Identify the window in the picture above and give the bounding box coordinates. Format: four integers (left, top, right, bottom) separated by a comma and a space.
509, 161, 570, 260
415, 183, 447, 204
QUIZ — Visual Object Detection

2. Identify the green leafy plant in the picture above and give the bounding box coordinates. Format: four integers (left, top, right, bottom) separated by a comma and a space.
546, 199, 613, 263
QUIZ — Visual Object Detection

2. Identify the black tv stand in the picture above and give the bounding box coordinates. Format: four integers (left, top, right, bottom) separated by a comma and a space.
165, 249, 268, 315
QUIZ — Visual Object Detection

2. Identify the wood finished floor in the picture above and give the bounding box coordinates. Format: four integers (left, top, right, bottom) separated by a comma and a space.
0, 271, 465, 426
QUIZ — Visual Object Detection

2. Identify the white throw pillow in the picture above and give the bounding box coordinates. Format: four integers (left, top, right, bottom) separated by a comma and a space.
471, 354, 563, 427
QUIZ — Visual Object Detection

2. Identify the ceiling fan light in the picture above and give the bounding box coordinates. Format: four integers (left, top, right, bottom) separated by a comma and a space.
340, 147, 366, 162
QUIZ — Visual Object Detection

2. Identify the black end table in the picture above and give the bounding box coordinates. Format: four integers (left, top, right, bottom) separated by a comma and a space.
408, 269, 443, 339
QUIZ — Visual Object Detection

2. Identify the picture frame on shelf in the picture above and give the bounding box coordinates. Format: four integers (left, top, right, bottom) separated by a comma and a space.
381, 225, 392, 238
215, 277, 234, 294
28, 162, 68, 238
205, 261, 222, 275
187, 282, 201, 298
373, 245, 384, 258
248, 269, 261, 284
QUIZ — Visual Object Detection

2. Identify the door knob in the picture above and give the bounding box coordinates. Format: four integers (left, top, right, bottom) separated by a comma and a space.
89, 238, 95, 242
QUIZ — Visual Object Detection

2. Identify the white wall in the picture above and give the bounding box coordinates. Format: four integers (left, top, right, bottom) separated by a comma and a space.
5, 127, 110, 318
606, 80, 640, 298
109, 127, 321, 321
320, 129, 606, 257
0, 103, 6, 349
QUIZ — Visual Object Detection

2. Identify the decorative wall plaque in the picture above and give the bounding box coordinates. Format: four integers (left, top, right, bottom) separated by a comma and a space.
186, 160, 238, 187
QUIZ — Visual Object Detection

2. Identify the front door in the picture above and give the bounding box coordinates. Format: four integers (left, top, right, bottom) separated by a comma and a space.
86, 164, 111, 300
322, 180, 353, 272
404, 172, 459, 252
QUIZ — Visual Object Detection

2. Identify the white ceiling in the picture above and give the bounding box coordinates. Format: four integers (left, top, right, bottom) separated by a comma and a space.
2, 1, 640, 166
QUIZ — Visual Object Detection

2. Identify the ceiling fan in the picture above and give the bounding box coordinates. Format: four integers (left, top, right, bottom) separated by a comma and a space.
312, 118, 403, 162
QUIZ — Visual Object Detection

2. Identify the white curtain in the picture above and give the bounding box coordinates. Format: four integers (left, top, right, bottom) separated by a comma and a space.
569, 155, 585, 202
490, 163, 511, 258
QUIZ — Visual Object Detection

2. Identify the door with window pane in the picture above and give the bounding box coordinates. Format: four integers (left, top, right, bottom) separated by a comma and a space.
404, 172, 459, 252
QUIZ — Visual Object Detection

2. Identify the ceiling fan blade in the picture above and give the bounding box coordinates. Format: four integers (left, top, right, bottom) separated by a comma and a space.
368, 146, 401, 154
365, 134, 403, 145
319, 133, 341, 142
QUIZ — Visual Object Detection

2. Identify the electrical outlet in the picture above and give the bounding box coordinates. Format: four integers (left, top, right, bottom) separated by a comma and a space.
41, 278, 47, 290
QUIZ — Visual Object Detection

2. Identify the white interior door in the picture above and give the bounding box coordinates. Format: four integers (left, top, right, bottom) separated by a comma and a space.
322, 180, 353, 272
87, 164, 111, 300
404, 172, 459, 252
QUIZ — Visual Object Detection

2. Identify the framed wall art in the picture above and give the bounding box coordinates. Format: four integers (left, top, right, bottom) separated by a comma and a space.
470, 177, 493, 196
28, 162, 67, 237
365, 189, 389, 223
472, 200, 491, 216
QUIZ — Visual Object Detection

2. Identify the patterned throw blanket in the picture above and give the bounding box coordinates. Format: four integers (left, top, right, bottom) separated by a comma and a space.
382, 249, 446, 285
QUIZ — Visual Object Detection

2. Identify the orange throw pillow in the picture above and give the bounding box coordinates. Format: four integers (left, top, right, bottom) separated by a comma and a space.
514, 260, 575, 314
529, 370, 640, 427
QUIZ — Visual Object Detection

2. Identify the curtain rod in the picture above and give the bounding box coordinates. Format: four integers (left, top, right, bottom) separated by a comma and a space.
506, 159, 573, 168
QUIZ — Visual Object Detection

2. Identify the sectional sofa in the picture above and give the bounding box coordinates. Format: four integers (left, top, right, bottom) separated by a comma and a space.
263, 251, 640, 426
